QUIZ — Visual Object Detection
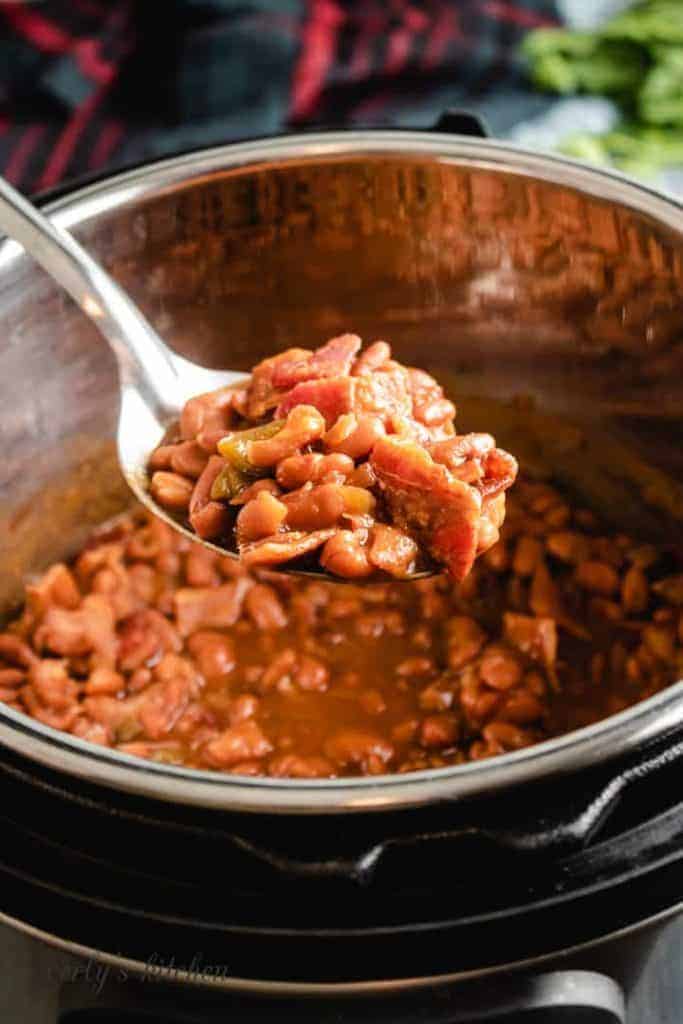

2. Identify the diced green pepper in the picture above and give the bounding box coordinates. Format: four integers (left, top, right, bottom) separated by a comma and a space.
210, 462, 249, 501
217, 420, 286, 474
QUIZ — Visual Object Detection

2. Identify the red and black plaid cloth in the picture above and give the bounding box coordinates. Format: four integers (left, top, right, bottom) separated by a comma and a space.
0, 0, 559, 194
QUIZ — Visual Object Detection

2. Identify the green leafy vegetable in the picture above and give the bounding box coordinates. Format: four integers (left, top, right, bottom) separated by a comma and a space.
523, 1, 683, 176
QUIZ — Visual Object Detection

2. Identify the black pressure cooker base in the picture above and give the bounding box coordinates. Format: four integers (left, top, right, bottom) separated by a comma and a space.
0, 725, 682, 990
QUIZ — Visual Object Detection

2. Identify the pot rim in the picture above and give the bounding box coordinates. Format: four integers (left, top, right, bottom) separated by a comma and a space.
1, 129, 682, 814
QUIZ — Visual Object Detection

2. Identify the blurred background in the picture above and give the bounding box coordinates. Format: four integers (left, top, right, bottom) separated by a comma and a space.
0, 0, 680, 195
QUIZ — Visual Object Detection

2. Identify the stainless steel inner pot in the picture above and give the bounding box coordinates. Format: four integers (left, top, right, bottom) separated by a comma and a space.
1, 131, 682, 813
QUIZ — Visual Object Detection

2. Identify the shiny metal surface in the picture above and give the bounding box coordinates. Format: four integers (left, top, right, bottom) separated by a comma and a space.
0, 174, 255, 570
0, 130, 682, 812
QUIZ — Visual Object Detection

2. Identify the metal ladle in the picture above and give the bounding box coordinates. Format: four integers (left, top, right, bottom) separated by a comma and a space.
0, 175, 436, 580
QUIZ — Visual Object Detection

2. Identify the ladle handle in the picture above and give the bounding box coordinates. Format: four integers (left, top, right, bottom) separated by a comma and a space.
0, 175, 180, 418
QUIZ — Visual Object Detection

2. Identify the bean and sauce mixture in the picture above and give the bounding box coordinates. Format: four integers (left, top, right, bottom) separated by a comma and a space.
1, 477, 681, 777
148, 335, 518, 581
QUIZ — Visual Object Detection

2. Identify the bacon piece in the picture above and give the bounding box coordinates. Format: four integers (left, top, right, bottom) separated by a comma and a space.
354, 369, 412, 424
503, 613, 558, 668
240, 529, 338, 568
405, 368, 456, 427
34, 594, 118, 667
275, 377, 355, 427
370, 437, 482, 582
352, 340, 391, 376
28, 659, 78, 711
173, 578, 251, 636
429, 434, 518, 498
271, 334, 361, 388
247, 348, 312, 419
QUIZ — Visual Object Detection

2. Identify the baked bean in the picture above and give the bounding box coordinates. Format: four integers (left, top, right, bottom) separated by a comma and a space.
189, 456, 232, 540
237, 491, 288, 544
512, 537, 543, 577
545, 530, 590, 564
482, 721, 532, 751
420, 713, 459, 748
324, 413, 385, 459
148, 445, 176, 471
0, 635, 39, 669
296, 655, 329, 692
575, 560, 620, 596
0, 668, 25, 688
397, 656, 436, 678
84, 668, 124, 696
26, 563, 81, 617
203, 721, 273, 768
5, 466, 681, 779
187, 631, 236, 678
320, 532, 373, 578
229, 694, 260, 724
150, 471, 194, 512
276, 452, 353, 490
29, 659, 79, 710
229, 478, 282, 506
247, 405, 326, 468
419, 683, 453, 711
346, 462, 377, 489
282, 484, 345, 532
268, 754, 335, 778
482, 539, 509, 573
445, 616, 487, 670
479, 645, 522, 691
170, 441, 210, 480
642, 625, 676, 662
324, 729, 394, 771
622, 566, 649, 615
184, 548, 220, 588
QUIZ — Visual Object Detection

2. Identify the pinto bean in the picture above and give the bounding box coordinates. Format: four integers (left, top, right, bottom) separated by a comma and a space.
324, 729, 394, 772
479, 645, 522, 691
170, 441, 210, 479
203, 720, 273, 768
420, 713, 459, 748
445, 616, 487, 670
150, 471, 194, 512
282, 484, 345, 532
247, 405, 326, 468
29, 659, 79, 710
320, 531, 373, 578
575, 560, 620, 596
268, 754, 335, 778
324, 413, 385, 459
276, 453, 354, 489
186, 631, 235, 678
237, 491, 288, 544
189, 456, 233, 540
621, 566, 649, 615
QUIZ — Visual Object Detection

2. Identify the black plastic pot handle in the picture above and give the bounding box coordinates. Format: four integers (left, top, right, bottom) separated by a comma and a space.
58, 971, 625, 1023
432, 109, 490, 138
